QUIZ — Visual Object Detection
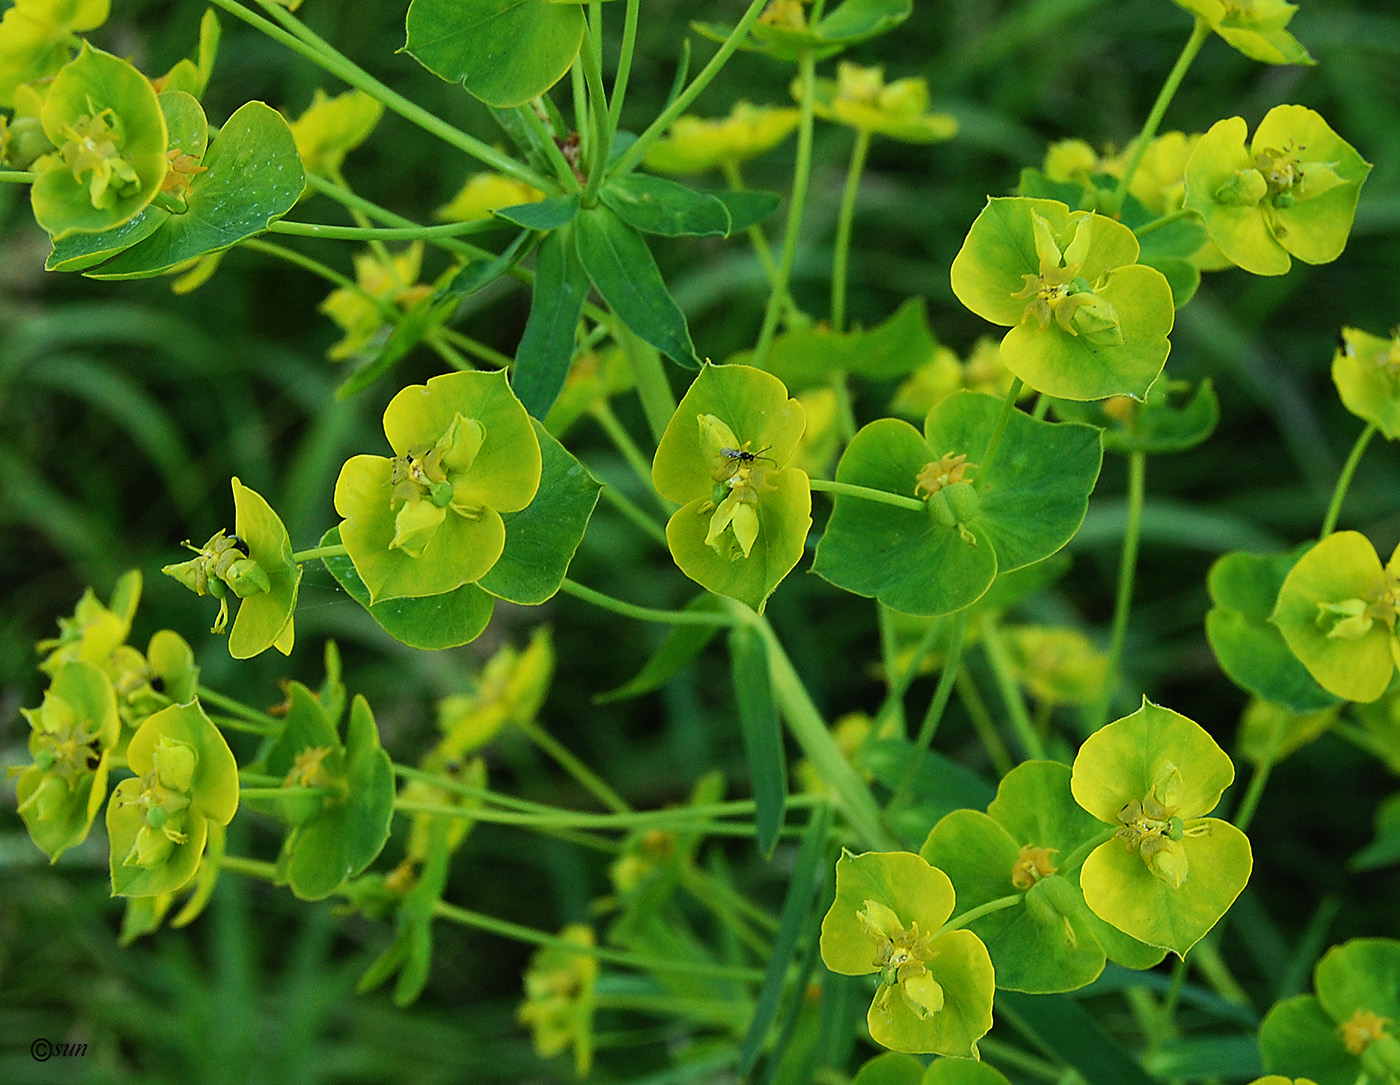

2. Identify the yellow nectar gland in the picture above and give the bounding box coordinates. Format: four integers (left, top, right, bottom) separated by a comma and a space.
914, 452, 974, 498
1339, 1008, 1393, 1056
859, 899, 944, 1020
1010, 844, 1059, 890
161, 148, 206, 199
284, 745, 335, 789
1317, 573, 1400, 642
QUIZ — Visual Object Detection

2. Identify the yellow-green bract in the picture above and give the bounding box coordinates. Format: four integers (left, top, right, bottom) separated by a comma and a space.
652, 363, 811, 612
1184, 106, 1370, 277
106, 701, 239, 897
334, 369, 541, 603
1272, 531, 1400, 703
1070, 699, 1251, 957
1333, 328, 1400, 440
799, 62, 956, 144
819, 850, 995, 1055
950, 197, 1174, 402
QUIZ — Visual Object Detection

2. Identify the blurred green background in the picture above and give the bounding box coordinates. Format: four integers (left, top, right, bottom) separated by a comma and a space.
3, 0, 1399, 1080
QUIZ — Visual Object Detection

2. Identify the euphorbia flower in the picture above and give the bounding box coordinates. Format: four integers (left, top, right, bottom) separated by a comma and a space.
1260, 938, 1400, 1085
516, 924, 598, 1077
1333, 327, 1400, 441
163, 478, 301, 659
106, 700, 239, 897
652, 363, 810, 611
335, 369, 541, 602
643, 101, 799, 175
801, 62, 957, 144
1184, 105, 1370, 276
36, 568, 140, 674
819, 851, 995, 1055
1272, 531, 1400, 703
319, 243, 433, 361
29, 45, 169, 238
287, 87, 383, 179
0, 0, 110, 107
14, 660, 120, 860
436, 172, 543, 223
950, 197, 1174, 401
1168, 0, 1313, 66
1071, 699, 1252, 956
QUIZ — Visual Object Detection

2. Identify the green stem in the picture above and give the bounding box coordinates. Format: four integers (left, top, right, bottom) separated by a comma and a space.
831, 128, 872, 334
889, 609, 970, 810
302, 174, 498, 263
1155, 955, 1189, 1043
581, 2, 612, 206
268, 218, 498, 241
518, 101, 581, 190
589, 399, 663, 501
1133, 208, 1199, 238
394, 799, 781, 837
237, 772, 284, 787
1093, 450, 1147, 732
752, 50, 817, 367
1106, 16, 1212, 217
977, 1038, 1065, 1083
938, 893, 1022, 934
210, 713, 280, 736
597, 482, 669, 546
979, 616, 1045, 760
292, 543, 347, 563
241, 238, 388, 314
560, 578, 738, 626
220, 854, 279, 881
197, 685, 283, 733
438, 327, 514, 370
0, 170, 36, 183
1319, 422, 1377, 538
956, 671, 1015, 776
210, 0, 550, 190
1189, 938, 1253, 1006
744, 608, 897, 850
614, 318, 678, 447
517, 718, 631, 814
608, 0, 641, 138
979, 378, 1024, 469
239, 786, 337, 800
721, 160, 781, 289
433, 901, 766, 982
613, 0, 771, 177
1232, 708, 1286, 835
808, 477, 926, 512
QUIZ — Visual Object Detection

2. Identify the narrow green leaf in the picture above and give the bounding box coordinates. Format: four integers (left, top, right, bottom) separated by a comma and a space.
1143, 1035, 1263, 1080
717, 189, 783, 232
601, 174, 732, 237
494, 194, 579, 230
595, 595, 726, 703
729, 624, 787, 858
513, 224, 590, 419
446, 229, 532, 296
575, 204, 701, 368
737, 803, 831, 1077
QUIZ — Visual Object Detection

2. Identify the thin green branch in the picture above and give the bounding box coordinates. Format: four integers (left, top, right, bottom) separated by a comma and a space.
581, 1, 612, 206
596, 482, 669, 546
831, 128, 872, 334
1106, 16, 1212, 216
210, 0, 551, 189
889, 609, 970, 810
197, 685, 283, 733
292, 543, 347, 563
560, 578, 739, 626
1093, 450, 1147, 731
809, 477, 926, 512
0, 170, 36, 183
608, 0, 642, 138
753, 50, 817, 366
979, 617, 1045, 760
517, 718, 631, 814
268, 218, 501, 242
613, 0, 771, 177
1319, 422, 1377, 538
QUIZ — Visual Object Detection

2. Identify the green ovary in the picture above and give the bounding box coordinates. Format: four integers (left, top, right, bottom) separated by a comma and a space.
859, 899, 945, 1020
59, 107, 141, 210
1011, 212, 1124, 347
387, 414, 486, 557
120, 737, 196, 870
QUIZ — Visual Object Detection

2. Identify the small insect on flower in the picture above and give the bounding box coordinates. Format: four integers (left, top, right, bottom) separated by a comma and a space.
716, 445, 776, 480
